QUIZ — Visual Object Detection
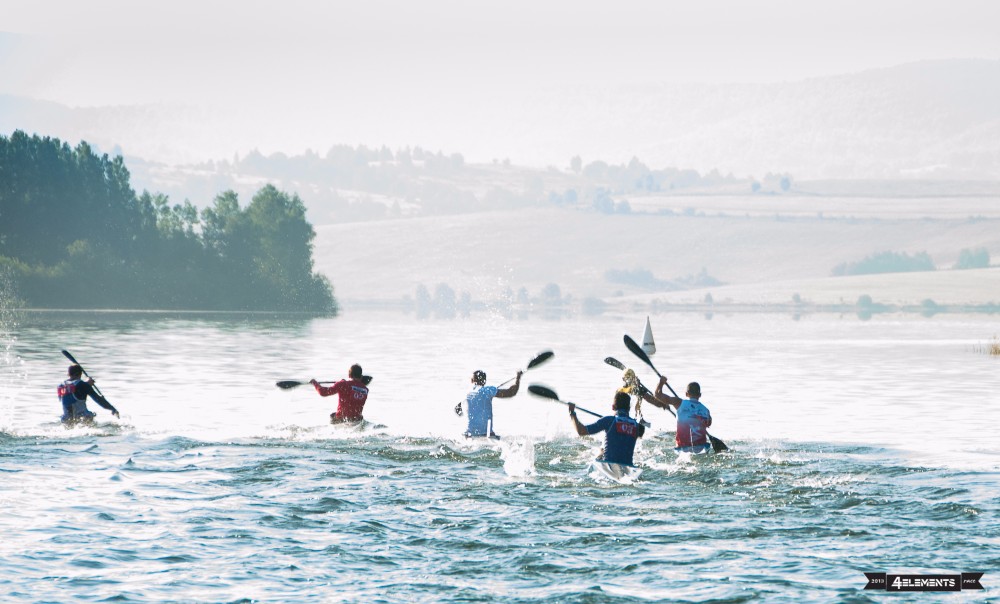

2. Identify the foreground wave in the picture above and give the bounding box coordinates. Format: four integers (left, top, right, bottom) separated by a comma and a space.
0, 430, 995, 602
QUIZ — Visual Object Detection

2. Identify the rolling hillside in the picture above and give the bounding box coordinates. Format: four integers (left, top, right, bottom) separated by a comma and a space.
3, 59, 999, 180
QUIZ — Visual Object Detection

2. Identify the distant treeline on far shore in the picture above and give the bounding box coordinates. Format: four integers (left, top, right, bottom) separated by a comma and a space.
0, 131, 336, 313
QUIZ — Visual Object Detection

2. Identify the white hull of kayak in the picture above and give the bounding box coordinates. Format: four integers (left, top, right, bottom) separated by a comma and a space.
590, 461, 643, 483
675, 444, 714, 456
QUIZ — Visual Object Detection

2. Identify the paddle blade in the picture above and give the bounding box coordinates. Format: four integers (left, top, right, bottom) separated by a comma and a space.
62, 349, 79, 364
276, 380, 307, 390
527, 384, 560, 401
624, 334, 659, 376
362, 375, 373, 385
526, 350, 554, 370
604, 357, 625, 370
709, 434, 729, 453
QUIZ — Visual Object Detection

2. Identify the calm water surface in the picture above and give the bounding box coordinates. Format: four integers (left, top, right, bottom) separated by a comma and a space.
1, 310, 998, 602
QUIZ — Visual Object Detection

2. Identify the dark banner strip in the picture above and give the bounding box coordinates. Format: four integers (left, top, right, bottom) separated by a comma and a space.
864, 572, 985, 592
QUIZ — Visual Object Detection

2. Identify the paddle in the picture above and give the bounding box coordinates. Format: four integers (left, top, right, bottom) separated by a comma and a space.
455, 350, 555, 415
527, 385, 602, 418
623, 335, 729, 452
605, 356, 664, 418
604, 356, 625, 371
61, 349, 119, 417
276, 376, 373, 389
497, 350, 555, 387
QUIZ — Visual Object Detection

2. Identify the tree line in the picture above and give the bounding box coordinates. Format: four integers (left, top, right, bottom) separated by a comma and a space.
139, 146, 758, 225
0, 131, 335, 313
832, 248, 991, 276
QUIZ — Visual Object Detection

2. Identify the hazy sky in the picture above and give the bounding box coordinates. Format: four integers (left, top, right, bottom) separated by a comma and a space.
3, 0, 999, 165
5, 0, 999, 104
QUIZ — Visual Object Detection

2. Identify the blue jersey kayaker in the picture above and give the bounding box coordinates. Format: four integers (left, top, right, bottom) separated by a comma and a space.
459, 369, 522, 438
646, 377, 713, 454
568, 391, 645, 465
58, 364, 119, 424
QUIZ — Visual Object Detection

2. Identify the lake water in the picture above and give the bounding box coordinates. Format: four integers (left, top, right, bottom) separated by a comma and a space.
1, 310, 997, 602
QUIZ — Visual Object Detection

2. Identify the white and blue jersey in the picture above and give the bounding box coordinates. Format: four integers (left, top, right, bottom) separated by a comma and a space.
465, 385, 499, 436
675, 399, 712, 448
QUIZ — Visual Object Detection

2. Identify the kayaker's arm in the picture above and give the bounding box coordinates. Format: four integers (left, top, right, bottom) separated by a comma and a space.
496, 371, 523, 398
645, 376, 681, 410
567, 404, 589, 436
78, 380, 119, 417
311, 379, 340, 397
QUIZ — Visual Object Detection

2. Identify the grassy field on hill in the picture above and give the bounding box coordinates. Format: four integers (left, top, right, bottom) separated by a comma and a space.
313, 194, 1000, 312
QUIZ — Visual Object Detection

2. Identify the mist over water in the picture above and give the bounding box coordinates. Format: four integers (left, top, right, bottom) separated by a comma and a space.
1, 310, 997, 601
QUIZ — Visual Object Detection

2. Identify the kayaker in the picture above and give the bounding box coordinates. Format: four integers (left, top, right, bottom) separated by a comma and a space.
310, 364, 370, 423
567, 390, 645, 465
644, 376, 713, 454
59, 364, 119, 424
459, 369, 522, 438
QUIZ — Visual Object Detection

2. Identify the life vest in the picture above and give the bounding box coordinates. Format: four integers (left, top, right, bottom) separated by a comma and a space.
58, 378, 94, 422
58, 379, 85, 407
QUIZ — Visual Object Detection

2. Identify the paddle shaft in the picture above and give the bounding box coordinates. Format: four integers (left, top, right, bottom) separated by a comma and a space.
61, 350, 109, 400
497, 350, 554, 387
623, 336, 664, 380
277, 380, 335, 389
605, 356, 674, 417
624, 335, 727, 451
276, 378, 370, 389
526, 385, 603, 418
457, 351, 554, 414
550, 398, 602, 418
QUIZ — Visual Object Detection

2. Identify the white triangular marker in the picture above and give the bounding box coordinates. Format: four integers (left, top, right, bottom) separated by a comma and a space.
642, 316, 656, 356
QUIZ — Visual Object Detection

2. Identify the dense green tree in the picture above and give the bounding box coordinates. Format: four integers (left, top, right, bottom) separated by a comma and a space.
0, 131, 336, 313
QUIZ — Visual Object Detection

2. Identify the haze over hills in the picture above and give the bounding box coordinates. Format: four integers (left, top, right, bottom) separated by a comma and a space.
3, 53, 1000, 315
310, 201, 1000, 311
2, 59, 999, 181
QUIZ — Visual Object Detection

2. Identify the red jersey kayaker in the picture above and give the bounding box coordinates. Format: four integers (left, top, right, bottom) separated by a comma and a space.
311, 364, 370, 423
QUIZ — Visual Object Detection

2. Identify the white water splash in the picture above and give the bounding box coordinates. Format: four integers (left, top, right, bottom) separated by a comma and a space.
0, 269, 28, 433
500, 437, 536, 477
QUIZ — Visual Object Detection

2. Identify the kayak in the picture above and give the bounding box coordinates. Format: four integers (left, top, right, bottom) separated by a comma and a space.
675, 443, 714, 455
590, 460, 643, 483
61, 417, 95, 428
464, 432, 501, 440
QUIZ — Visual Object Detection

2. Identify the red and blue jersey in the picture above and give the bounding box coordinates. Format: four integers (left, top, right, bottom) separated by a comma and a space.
583, 412, 643, 465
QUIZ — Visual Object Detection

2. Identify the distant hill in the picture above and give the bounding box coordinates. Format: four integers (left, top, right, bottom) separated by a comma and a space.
311, 201, 1000, 309
3, 59, 999, 180
500, 59, 1000, 180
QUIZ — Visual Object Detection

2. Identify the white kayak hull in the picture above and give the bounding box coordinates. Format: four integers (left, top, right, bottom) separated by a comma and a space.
675, 443, 714, 455
590, 461, 643, 483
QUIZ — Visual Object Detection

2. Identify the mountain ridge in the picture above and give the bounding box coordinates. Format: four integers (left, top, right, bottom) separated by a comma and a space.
2, 59, 998, 179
